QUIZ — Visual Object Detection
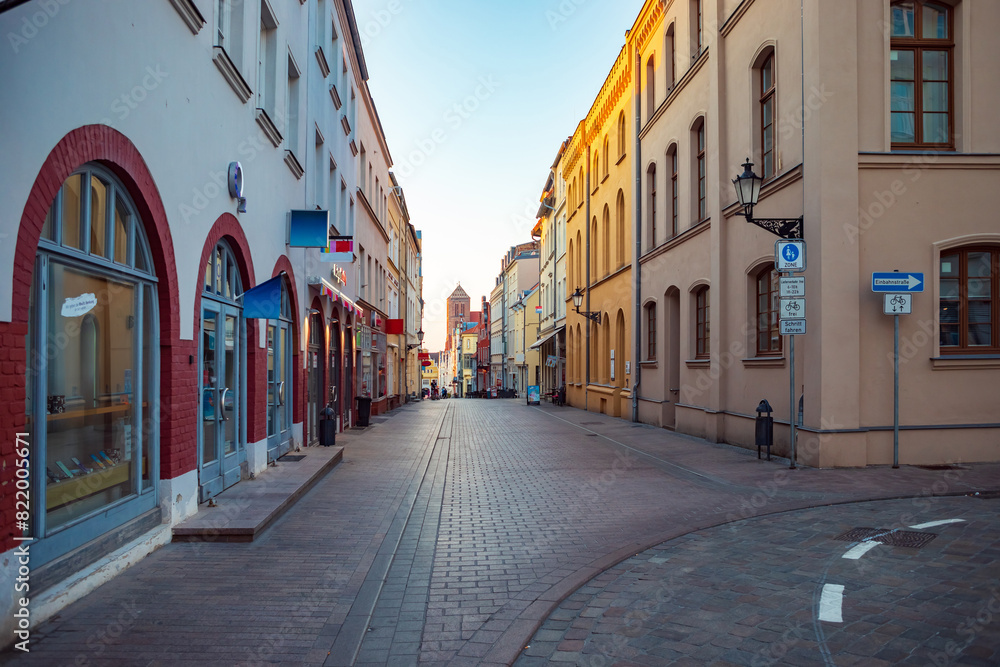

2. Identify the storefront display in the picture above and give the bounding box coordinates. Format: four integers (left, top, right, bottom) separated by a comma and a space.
27, 165, 158, 563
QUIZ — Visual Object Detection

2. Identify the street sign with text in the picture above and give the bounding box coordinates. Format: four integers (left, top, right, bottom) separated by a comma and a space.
779, 276, 805, 298
872, 272, 924, 293
779, 297, 806, 320
780, 320, 807, 335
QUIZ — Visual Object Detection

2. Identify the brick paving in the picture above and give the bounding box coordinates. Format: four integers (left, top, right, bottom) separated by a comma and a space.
4, 399, 999, 666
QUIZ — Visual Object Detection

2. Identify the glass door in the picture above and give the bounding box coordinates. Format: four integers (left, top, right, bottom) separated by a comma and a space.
267, 321, 292, 460
306, 312, 322, 445
200, 303, 242, 501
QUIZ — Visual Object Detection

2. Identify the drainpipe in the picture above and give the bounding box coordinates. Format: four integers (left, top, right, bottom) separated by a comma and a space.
584, 144, 592, 412
632, 42, 642, 423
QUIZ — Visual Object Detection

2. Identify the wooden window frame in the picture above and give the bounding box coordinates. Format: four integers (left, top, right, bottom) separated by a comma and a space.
889, 0, 954, 150
669, 145, 678, 237
695, 121, 707, 221
648, 165, 657, 250
940, 247, 1000, 354
695, 287, 710, 359
646, 303, 657, 361
760, 53, 776, 180
755, 265, 782, 356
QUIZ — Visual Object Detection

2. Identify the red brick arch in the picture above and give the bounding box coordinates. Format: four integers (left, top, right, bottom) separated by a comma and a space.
195, 214, 263, 443
1, 125, 183, 552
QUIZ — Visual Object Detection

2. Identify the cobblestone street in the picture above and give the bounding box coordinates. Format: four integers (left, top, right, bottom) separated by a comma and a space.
5, 399, 999, 666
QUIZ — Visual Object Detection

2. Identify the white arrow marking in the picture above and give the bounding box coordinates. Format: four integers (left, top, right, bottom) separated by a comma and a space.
908, 518, 965, 530
819, 584, 845, 623
843, 542, 880, 560
908, 275, 922, 290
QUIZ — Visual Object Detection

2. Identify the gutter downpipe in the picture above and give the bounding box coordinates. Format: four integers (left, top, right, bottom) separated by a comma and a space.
632, 41, 642, 423
584, 144, 592, 412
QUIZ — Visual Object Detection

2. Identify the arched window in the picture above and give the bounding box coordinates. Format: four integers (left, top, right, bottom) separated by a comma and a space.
616, 190, 626, 268
693, 117, 707, 221
590, 320, 599, 384
890, 1, 953, 148
691, 0, 703, 59
591, 216, 599, 282
30, 163, 159, 538
665, 23, 676, 90
759, 51, 776, 179
602, 206, 611, 277
695, 286, 710, 359
593, 151, 600, 190
576, 230, 583, 287
601, 315, 611, 384
667, 143, 679, 237
646, 54, 656, 122
579, 167, 584, 206
618, 111, 627, 158
602, 135, 610, 176
647, 164, 657, 250
568, 239, 575, 287
615, 310, 626, 385
645, 302, 657, 361
755, 264, 782, 355
940, 247, 999, 352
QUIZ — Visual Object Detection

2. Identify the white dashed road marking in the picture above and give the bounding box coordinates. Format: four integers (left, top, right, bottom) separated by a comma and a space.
819, 584, 845, 623
843, 541, 880, 560
909, 518, 965, 530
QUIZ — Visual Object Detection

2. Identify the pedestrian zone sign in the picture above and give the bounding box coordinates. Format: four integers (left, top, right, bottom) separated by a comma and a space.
776, 240, 806, 272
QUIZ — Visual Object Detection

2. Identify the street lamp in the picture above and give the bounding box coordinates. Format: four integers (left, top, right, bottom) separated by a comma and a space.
732, 158, 803, 239
406, 329, 424, 352
571, 287, 601, 324
733, 158, 803, 469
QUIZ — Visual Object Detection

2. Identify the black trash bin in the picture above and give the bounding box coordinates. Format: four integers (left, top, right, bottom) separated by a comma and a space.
319, 404, 336, 446
355, 396, 372, 427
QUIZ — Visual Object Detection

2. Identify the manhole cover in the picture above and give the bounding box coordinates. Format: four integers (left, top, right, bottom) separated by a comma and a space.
280, 455, 306, 462
915, 464, 965, 471
585, 434, 598, 437
834, 527, 936, 549
579, 421, 603, 425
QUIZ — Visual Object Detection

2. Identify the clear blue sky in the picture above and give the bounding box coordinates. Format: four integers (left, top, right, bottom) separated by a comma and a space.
352, 0, 645, 351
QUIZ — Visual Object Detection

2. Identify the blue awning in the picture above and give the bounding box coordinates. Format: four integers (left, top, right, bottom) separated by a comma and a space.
241, 275, 283, 319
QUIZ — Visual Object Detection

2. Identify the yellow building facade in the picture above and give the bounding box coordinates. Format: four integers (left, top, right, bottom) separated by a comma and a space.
564, 44, 635, 417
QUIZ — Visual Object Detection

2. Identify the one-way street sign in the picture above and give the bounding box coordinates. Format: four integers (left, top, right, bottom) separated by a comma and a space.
872, 272, 924, 293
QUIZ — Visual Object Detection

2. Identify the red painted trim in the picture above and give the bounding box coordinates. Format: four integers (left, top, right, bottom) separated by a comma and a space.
2, 125, 181, 553
194, 215, 261, 443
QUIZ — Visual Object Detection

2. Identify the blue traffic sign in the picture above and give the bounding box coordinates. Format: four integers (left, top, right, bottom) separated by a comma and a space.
871, 272, 924, 293
775, 240, 806, 272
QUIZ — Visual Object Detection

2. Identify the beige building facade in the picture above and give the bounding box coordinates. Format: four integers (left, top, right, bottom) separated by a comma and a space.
631, 0, 1000, 466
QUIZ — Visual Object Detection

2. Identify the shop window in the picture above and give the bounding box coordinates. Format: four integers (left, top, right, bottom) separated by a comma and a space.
940, 247, 999, 352
28, 164, 158, 547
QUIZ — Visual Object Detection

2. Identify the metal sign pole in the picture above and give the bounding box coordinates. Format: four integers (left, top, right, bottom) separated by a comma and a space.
788, 271, 796, 469
893, 313, 900, 468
